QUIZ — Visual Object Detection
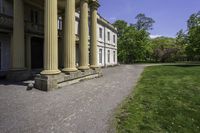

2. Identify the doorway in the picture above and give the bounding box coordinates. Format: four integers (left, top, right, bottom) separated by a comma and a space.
31, 37, 44, 69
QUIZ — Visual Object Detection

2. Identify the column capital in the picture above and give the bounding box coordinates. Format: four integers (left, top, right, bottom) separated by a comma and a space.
81, 0, 89, 3
89, 0, 100, 10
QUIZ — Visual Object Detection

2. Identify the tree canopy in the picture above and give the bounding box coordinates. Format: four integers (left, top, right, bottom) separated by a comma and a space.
185, 11, 200, 59
186, 26, 200, 58
187, 11, 200, 29
113, 14, 152, 63
132, 13, 155, 31
113, 11, 200, 64
113, 20, 128, 37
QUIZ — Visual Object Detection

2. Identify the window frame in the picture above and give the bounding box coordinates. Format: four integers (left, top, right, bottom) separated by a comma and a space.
113, 35, 116, 43
99, 27, 103, 39
30, 9, 39, 24
107, 32, 110, 41
113, 51, 116, 63
99, 48, 102, 64
107, 50, 110, 63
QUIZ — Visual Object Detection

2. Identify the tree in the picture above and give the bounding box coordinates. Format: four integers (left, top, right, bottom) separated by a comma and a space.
113, 20, 128, 38
113, 15, 155, 63
187, 11, 200, 29
150, 37, 178, 62
113, 20, 129, 63
118, 26, 149, 63
185, 11, 200, 60
175, 29, 188, 57
133, 13, 155, 31
176, 29, 188, 45
186, 26, 200, 58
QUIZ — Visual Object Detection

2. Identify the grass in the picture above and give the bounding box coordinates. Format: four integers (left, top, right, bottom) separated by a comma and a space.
115, 65, 200, 133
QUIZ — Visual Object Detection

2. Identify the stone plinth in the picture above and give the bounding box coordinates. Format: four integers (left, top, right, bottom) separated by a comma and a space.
35, 68, 103, 91
34, 74, 59, 91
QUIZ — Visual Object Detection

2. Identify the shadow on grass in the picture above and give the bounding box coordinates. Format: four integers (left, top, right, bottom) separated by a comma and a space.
163, 64, 200, 68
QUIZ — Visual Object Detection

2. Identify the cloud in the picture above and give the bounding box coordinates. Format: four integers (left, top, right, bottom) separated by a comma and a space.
150, 34, 162, 39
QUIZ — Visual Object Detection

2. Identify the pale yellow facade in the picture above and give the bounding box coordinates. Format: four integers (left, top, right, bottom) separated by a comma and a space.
0, 0, 117, 90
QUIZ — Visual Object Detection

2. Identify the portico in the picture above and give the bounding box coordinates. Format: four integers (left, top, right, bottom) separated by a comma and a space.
7, 0, 102, 91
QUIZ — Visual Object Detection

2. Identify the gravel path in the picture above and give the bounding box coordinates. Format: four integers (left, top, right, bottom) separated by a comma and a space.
0, 65, 146, 133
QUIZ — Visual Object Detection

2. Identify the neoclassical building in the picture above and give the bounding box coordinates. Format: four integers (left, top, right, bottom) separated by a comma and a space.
0, 0, 117, 91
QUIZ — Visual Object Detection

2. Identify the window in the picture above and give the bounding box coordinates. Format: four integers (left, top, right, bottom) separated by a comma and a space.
99, 28, 103, 39
58, 16, 63, 30
99, 49, 102, 64
31, 10, 39, 24
113, 51, 116, 63
113, 35, 116, 43
31, 10, 34, 22
107, 32, 110, 41
107, 50, 110, 63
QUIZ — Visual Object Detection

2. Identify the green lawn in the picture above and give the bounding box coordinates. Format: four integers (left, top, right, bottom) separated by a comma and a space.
115, 65, 200, 133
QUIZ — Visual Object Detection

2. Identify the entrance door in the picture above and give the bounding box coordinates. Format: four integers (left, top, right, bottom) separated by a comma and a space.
31, 37, 44, 69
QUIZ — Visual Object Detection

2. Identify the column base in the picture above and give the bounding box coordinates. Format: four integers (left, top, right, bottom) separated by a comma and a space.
7, 69, 31, 81
40, 69, 61, 75
78, 66, 90, 71
62, 67, 78, 74
90, 65, 99, 69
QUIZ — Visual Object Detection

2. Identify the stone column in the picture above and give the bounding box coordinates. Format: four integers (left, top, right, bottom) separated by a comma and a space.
79, 0, 90, 70
41, 0, 60, 75
12, 0, 25, 70
62, 0, 77, 73
90, 0, 100, 68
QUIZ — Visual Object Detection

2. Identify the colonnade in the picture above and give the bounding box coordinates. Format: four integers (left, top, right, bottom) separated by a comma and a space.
11, 0, 100, 75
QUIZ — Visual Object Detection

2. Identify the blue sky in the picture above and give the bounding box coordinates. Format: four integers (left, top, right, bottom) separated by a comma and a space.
98, 0, 200, 38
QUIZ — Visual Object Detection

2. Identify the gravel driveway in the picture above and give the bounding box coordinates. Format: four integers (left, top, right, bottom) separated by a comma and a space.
0, 65, 146, 133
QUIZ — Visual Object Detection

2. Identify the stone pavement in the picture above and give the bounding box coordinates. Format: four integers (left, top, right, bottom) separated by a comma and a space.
0, 65, 147, 133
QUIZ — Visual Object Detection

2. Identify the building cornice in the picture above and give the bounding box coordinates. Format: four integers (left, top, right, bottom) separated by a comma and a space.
97, 14, 117, 33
